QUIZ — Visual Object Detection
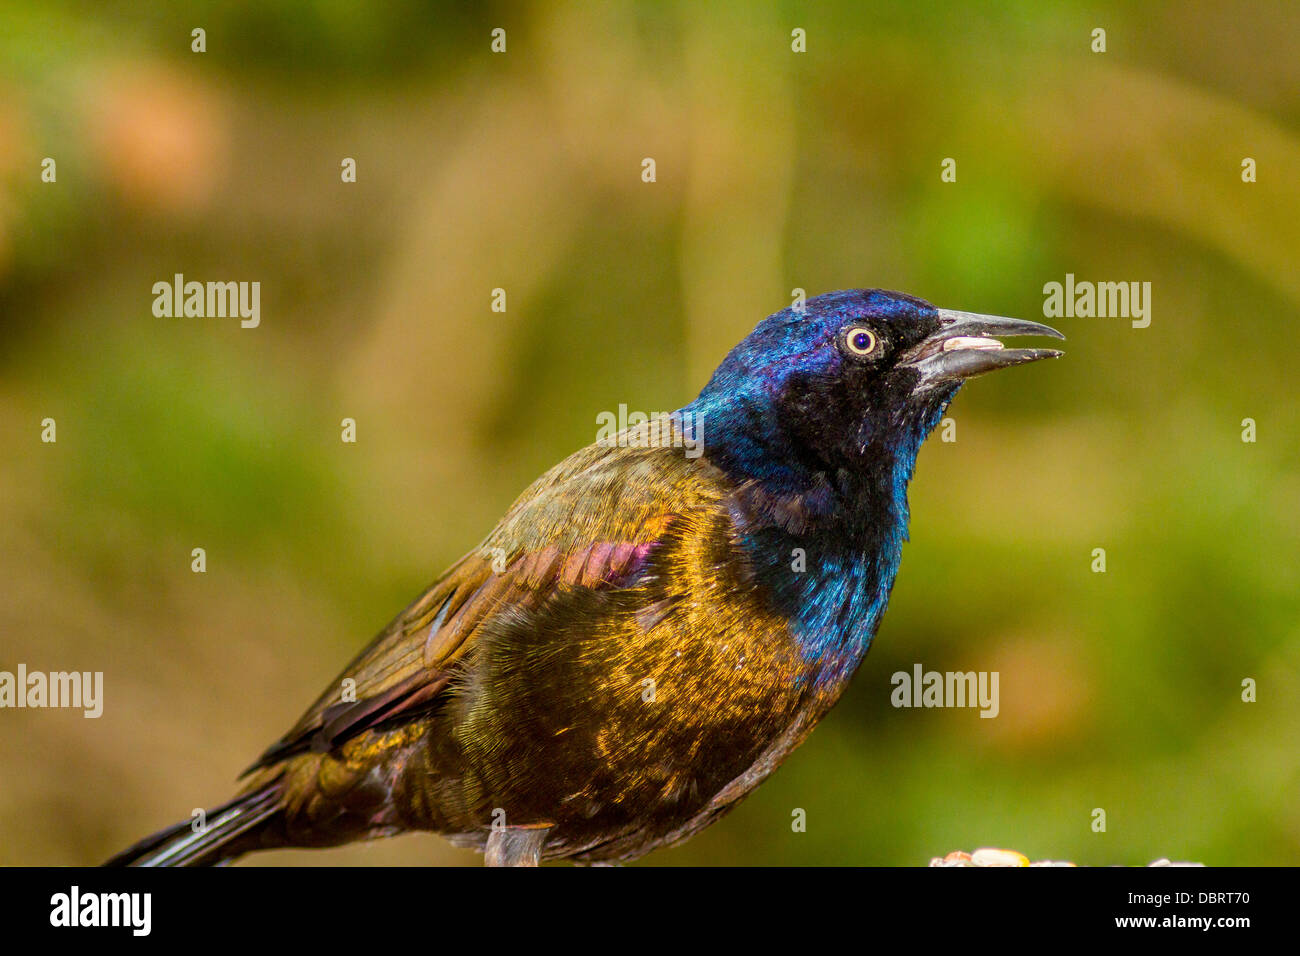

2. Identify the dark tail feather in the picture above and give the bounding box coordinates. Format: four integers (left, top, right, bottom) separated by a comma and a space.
104, 782, 283, 867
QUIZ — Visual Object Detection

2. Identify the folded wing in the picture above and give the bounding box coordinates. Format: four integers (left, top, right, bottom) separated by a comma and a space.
247, 422, 725, 773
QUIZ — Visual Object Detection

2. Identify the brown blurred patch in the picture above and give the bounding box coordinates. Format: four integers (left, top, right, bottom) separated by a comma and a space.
83, 62, 229, 214
0, 82, 33, 277
922, 417, 1133, 546
976, 629, 1094, 751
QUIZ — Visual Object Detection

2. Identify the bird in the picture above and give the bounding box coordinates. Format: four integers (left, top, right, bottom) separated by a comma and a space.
106, 288, 1062, 867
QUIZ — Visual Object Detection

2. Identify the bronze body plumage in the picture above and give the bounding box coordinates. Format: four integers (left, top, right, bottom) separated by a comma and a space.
242, 423, 824, 862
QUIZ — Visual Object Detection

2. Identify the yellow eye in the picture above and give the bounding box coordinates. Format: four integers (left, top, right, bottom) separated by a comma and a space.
842, 326, 878, 357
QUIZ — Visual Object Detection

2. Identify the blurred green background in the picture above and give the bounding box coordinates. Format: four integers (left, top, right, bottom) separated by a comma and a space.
1, 1, 1297, 866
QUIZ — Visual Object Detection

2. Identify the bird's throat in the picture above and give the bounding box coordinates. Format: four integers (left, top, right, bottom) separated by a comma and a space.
732, 468, 911, 687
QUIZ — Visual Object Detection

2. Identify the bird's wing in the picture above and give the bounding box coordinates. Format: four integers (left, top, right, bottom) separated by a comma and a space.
246, 420, 725, 773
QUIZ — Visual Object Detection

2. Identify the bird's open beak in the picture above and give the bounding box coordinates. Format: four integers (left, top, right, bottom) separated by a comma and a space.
901, 309, 1064, 386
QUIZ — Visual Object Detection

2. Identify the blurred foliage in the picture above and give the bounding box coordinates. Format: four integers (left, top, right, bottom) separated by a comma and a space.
1, 0, 1297, 866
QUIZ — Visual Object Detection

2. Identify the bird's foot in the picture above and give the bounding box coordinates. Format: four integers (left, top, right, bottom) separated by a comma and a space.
485, 823, 553, 867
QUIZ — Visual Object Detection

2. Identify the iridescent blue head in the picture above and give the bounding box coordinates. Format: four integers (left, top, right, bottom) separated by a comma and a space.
682, 289, 1063, 506
680, 288, 1063, 679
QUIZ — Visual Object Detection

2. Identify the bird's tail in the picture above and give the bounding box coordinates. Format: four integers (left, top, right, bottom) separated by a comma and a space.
104, 780, 283, 867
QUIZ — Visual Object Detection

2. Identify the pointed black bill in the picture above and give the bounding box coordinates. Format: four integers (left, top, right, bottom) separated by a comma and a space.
902, 309, 1064, 386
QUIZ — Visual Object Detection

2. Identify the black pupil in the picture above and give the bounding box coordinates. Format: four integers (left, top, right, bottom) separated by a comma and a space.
852, 331, 871, 350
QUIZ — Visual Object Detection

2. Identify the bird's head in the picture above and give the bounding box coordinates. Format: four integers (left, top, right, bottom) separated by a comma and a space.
684, 289, 1063, 499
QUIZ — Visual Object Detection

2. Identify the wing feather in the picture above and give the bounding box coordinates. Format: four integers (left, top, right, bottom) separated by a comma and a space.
246, 421, 724, 773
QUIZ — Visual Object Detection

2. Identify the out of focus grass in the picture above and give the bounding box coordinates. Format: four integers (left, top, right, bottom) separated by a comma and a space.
1, 1, 1297, 865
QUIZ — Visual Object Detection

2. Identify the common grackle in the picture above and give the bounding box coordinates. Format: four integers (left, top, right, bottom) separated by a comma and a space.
107, 289, 1062, 866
